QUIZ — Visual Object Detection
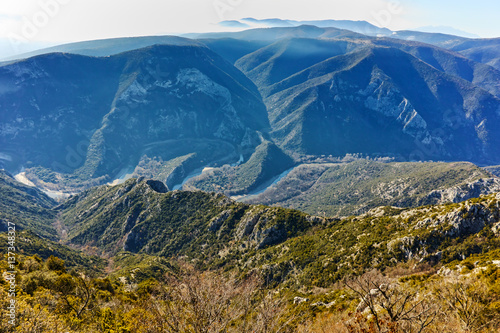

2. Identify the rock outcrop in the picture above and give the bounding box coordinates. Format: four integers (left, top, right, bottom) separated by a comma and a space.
424, 178, 500, 205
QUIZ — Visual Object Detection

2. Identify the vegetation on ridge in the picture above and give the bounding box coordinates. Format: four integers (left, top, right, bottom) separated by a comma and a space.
1, 168, 500, 331
244, 160, 495, 216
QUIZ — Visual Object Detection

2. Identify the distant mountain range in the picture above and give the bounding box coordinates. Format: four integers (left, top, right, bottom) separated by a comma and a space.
0, 42, 267, 188
219, 19, 480, 38
0, 36, 204, 62
1, 21, 500, 195
216, 18, 392, 36
0, 38, 56, 61
2, 19, 500, 332
414, 26, 480, 38
5, 19, 499, 70
192, 24, 500, 72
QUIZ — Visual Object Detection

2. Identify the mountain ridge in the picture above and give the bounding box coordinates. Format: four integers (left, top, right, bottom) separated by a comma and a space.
241, 44, 500, 163
0, 43, 269, 192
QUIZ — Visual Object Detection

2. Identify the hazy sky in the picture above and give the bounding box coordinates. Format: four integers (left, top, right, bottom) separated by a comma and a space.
0, 0, 499, 56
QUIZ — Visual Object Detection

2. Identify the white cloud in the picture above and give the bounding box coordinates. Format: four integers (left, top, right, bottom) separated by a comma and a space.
229, 0, 388, 21
0, 0, 496, 43
0, 1, 37, 16
0, 0, 416, 42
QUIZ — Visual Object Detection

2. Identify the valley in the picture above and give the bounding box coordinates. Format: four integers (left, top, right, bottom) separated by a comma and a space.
1, 17, 500, 332
1, 165, 500, 331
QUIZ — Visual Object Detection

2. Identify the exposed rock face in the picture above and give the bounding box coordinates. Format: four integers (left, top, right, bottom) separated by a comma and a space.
209, 210, 232, 232
293, 297, 310, 304
0, 44, 268, 182
251, 224, 287, 250
361, 70, 428, 142
387, 236, 419, 261
385, 192, 500, 261
311, 301, 336, 308
424, 178, 500, 205
485, 166, 500, 177
235, 208, 290, 249
236, 208, 264, 239
492, 221, 500, 236
415, 200, 500, 238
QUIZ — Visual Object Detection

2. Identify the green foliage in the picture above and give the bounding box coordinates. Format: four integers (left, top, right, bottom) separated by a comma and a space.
245, 160, 491, 217
186, 140, 295, 195
46, 173, 500, 292
57, 178, 315, 266
133, 138, 240, 189
134, 153, 195, 188
108, 252, 176, 283
46, 255, 66, 273
1, 167, 500, 332
26, 166, 110, 193
0, 230, 106, 274
0, 170, 57, 239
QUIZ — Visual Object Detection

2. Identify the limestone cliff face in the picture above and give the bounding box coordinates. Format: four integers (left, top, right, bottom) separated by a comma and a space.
244, 45, 500, 164
415, 199, 499, 237
0, 44, 268, 181
385, 192, 500, 261
424, 178, 500, 205
234, 207, 288, 249
58, 178, 315, 256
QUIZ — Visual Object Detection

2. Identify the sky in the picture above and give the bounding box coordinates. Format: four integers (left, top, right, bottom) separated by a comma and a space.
0, 0, 499, 58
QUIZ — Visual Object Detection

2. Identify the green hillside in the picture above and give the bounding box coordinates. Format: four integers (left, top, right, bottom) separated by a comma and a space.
1, 169, 500, 332
58, 178, 313, 260
2, 27, 500, 331
0, 170, 57, 240
243, 160, 495, 216
184, 140, 295, 195
54, 175, 500, 290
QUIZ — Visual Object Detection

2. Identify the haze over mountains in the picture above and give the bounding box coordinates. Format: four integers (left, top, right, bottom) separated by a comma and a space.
1, 20, 500, 198
2, 17, 500, 332
0, 42, 267, 187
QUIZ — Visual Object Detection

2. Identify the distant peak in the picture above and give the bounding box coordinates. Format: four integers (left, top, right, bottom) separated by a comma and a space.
217, 18, 393, 37
413, 25, 480, 38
